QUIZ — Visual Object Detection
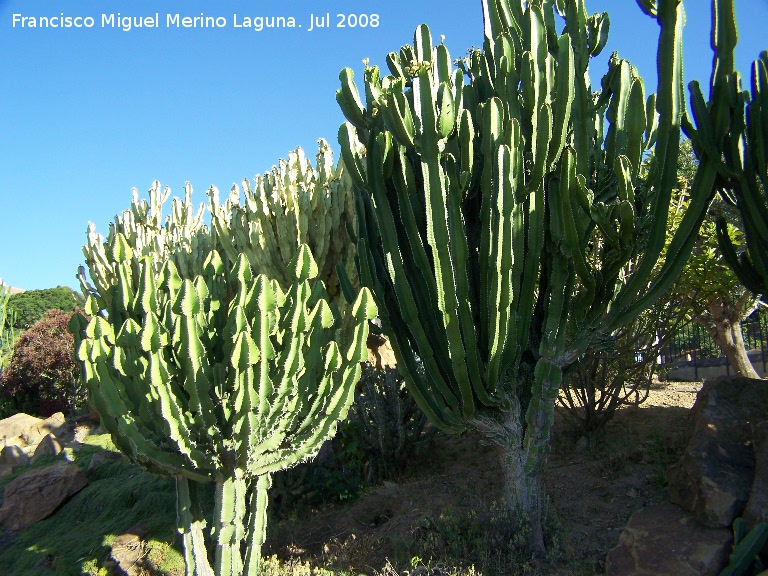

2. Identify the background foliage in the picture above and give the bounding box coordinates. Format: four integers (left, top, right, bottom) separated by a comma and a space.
0, 308, 84, 417
5, 287, 85, 331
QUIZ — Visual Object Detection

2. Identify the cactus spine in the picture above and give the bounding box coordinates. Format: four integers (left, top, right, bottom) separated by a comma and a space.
72, 144, 375, 575
338, 0, 712, 552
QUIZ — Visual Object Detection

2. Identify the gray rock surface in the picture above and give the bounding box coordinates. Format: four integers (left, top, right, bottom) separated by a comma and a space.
606, 502, 733, 576
0, 461, 88, 531
667, 377, 768, 527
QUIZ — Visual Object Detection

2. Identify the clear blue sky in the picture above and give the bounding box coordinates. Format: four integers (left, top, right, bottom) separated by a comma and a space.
1, 0, 766, 291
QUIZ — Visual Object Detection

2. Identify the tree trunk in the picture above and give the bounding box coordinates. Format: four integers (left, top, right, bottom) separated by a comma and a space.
696, 295, 761, 379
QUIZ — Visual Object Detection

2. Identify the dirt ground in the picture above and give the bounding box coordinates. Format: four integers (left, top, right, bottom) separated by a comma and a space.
265, 381, 702, 575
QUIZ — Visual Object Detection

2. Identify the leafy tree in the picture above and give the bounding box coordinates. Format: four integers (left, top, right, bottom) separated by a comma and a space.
0, 308, 84, 417
6, 286, 85, 330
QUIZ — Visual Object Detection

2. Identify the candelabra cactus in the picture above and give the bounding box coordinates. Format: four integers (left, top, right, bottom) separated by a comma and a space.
71, 145, 375, 575
337, 0, 715, 552
685, 2, 768, 298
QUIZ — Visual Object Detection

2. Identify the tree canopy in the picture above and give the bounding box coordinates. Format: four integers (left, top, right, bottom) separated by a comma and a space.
6, 286, 85, 330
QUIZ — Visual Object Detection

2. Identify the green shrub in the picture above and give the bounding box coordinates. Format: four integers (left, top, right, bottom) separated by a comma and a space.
0, 283, 18, 373
270, 364, 435, 516
0, 308, 85, 416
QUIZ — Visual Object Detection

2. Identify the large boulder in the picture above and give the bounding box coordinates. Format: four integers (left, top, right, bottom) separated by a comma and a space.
667, 377, 768, 527
0, 461, 87, 530
0, 412, 66, 449
606, 502, 733, 576
744, 420, 768, 558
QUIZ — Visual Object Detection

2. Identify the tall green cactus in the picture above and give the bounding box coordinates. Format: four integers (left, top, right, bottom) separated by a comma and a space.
337, 0, 713, 552
685, 1, 768, 298
71, 145, 375, 575
0, 281, 18, 372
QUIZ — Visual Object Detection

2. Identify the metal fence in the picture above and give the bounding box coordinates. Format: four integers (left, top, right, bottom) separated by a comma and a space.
659, 308, 768, 377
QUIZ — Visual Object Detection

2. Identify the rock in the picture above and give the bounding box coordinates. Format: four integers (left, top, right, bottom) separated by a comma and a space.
744, 420, 768, 557
605, 502, 733, 576
31, 434, 63, 463
0, 412, 67, 450
0, 465, 14, 478
668, 377, 768, 527
40, 412, 67, 438
0, 413, 45, 448
110, 524, 148, 576
0, 461, 88, 531
0, 445, 29, 466
367, 333, 397, 370
86, 451, 124, 475
72, 424, 95, 444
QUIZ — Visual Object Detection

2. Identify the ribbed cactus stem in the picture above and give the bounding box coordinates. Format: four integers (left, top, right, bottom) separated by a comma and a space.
244, 474, 272, 576
177, 476, 214, 576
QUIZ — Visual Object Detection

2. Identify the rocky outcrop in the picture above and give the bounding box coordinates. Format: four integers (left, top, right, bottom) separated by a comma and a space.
744, 421, 768, 558
0, 412, 102, 531
0, 412, 66, 449
0, 461, 88, 530
667, 377, 768, 527
605, 502, 733, 576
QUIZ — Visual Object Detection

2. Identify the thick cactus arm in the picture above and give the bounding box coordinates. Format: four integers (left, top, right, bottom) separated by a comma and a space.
243, 474, 272, 576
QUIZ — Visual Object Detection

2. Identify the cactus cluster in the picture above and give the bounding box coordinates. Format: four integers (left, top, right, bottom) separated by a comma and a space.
685, 2, 768, 298
336, 0, 713, 552
81, 139, 357, 304
209, 139, 358, 304
72, 144, 374, 575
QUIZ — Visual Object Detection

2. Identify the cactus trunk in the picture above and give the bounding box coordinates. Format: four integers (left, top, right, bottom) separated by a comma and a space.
177, 477, 215, 576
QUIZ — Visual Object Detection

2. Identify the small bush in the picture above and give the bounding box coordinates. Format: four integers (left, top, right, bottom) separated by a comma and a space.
0, 308, 85, 417
351, 364, 435, 482
270, 364, 435, 516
